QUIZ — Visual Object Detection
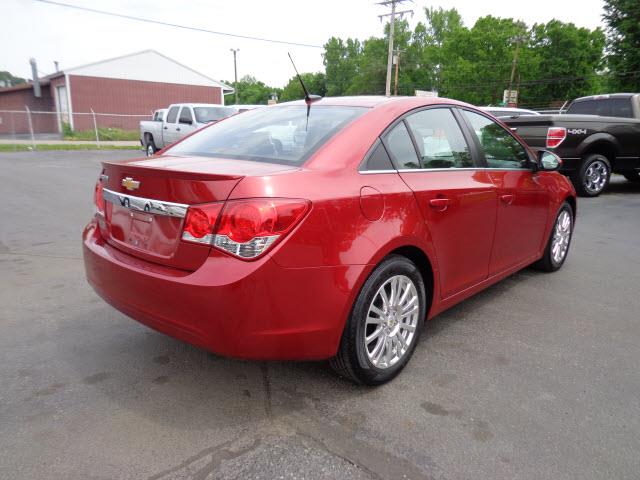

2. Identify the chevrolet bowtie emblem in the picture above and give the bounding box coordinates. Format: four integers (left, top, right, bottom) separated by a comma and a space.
121, 177, 140, 191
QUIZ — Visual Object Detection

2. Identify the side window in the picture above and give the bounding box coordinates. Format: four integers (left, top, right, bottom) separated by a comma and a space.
166, 106, 179, 124
609, 98, 633, 118
363, 140, 394, 171
405, 108, 473, 169
567, 100, 596, 115
384, 122, 420, 169
462, 110, 529, 169
179, 107, 193, 124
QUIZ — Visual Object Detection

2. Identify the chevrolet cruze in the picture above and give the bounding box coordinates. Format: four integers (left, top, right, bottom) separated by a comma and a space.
83, 96, 576, 385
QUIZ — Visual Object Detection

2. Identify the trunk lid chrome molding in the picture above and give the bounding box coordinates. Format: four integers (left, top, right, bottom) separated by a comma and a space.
103, 188, 188, 218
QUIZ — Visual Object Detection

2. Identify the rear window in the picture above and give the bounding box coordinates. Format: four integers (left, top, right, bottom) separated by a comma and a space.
194, 107, 237, 123
168, 105, 367, 166
567, 98, 633, 118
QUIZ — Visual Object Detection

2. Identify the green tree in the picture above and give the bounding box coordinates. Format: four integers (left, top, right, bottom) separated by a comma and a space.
524, 21, 606, 106
226, 75, 281, 105
323, 37, 361, 96
0, 71, 27, 88
315, 8, 608, 107
439, 16, 528, 105
603, 0, 640, 91
398, 8, 464, 95
280, 72, 327, 101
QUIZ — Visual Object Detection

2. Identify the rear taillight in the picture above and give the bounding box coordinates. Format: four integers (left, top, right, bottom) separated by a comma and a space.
181, 198, 310, 259
94, 181, 104, 215
546, 127, 567, 149
181, 203, 224, 244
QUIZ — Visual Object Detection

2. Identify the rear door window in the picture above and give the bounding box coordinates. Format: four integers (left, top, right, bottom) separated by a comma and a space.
166, 106, 179, 124
609, 98, 634, 118
362, 140, 394, 171
384, 122, 420, 169
405, 108, 473, 169
179, 107, 193, 124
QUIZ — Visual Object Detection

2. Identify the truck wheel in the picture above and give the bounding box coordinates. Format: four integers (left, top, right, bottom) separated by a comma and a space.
623, 172, 640, 183
145, 135, 157, 157
573, 154, 611, 197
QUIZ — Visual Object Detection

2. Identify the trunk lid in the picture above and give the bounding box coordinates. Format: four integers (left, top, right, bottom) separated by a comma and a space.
98, 155, 298, 270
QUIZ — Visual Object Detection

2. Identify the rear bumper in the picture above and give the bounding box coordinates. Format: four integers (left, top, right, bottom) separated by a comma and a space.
83, 221, 366, 360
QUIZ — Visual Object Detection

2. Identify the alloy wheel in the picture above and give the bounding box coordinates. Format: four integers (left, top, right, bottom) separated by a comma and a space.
146, 144, 154, 156
583, 160, 608, 194
364, 275, 420, 369
551, 210, 572, 265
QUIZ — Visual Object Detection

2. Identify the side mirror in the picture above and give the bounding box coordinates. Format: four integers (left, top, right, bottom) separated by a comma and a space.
179, 117, 193, 125
538, 150, 562, 171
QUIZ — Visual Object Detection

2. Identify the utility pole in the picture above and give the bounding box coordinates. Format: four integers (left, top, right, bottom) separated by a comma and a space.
507, 33, 526, 106
230, 48, 239, 105
393, 49, 403, 96
508, 40, 521, 95
377, 1, 413, 97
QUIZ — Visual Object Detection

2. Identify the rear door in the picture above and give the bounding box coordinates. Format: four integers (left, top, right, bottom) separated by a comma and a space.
163, 106, 180, 145
459, 109, 550, 274
384, 107, 498, 299
177, 106, 198, 139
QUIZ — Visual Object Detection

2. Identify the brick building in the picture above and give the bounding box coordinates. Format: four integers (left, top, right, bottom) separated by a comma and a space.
0, 50, 233, 134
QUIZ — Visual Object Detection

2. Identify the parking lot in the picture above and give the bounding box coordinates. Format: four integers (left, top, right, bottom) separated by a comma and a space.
1, 149, 640, 479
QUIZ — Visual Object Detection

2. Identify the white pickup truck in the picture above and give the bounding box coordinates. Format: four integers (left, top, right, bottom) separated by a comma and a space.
139, 103, 238, 156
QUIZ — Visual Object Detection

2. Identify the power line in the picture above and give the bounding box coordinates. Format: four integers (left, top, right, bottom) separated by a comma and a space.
33, 0, 324, 49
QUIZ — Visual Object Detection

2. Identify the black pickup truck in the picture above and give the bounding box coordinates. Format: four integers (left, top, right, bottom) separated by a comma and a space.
502, 93, 640, 196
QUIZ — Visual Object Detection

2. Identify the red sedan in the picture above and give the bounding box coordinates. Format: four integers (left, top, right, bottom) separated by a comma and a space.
83, 96, 576, 385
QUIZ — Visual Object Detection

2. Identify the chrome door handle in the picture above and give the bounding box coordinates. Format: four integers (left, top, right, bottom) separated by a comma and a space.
500, 194, 515, 205
429, 198, 450, 211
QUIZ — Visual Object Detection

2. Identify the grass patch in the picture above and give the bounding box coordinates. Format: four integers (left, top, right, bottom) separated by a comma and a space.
0, 144, 140, 152
63, 127, 139, 141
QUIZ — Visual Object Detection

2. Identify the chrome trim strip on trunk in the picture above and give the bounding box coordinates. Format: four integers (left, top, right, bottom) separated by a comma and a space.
102, 188, 188, 218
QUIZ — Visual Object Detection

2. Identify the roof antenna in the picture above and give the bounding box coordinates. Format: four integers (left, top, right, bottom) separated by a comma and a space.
288, 52, 322, 104
288, 52, 322, 130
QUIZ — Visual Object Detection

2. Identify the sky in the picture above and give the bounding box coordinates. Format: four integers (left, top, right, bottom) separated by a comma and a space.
2, 0, 606, 88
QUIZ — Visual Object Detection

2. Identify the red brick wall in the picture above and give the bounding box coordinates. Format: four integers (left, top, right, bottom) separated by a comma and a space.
69, 75, 223, 131
0, 86, 57, 134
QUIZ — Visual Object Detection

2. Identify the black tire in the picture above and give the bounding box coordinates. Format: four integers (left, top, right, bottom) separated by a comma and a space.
330, 255, 427, 385
572, 154, 611, 197
531, 202, 574, 272
145, 134, 157, 157
623, 172, 640, 183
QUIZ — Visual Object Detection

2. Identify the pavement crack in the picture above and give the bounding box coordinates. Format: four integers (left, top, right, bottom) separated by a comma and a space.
147, 436, 262, 480
260, 361, 273, 417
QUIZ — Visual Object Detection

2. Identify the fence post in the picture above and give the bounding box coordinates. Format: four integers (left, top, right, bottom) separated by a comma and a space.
91, 108, 100, 149
10, 111, 16, 151
25, 106, 36, 151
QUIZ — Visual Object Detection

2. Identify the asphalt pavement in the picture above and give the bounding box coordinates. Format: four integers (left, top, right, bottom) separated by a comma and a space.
1, 150, 639, 480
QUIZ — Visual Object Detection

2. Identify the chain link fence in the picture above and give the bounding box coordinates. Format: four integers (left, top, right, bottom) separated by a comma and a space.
0, 109, 151, 149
